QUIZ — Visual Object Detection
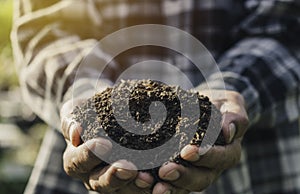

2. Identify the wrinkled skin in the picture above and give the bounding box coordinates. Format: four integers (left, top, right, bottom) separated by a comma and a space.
60, 89, 248, 194
153, 90, 249, 194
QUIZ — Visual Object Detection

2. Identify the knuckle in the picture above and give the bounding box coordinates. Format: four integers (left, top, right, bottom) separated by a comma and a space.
75, 152, 91, 173
63, 149, 87, 176
98, 185, 117, 194
81, 146, 91, 160
89, 180, 101, 192
185, 180, 199, 191
198, 174, 214, 191
241, 115, 249, 127
234, 144, 242, 163
228, 144, 242, 168
231, 153, 241, 167
63, 157, 76, 176
89, 169, 122, 193
229, 91, 245, 105
63, 165, 74, 176
63, 151, 73, 175
237, 115, 249, 135
88, 177, 113, 193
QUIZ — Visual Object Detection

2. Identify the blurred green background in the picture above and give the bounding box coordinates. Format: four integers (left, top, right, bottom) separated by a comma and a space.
0, 0, 46, 193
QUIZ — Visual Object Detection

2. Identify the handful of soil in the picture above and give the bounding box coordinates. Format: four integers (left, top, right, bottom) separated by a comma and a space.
72, 80, 225, 180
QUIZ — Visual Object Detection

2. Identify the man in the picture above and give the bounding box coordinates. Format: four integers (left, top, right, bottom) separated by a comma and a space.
11, 0, 300, 194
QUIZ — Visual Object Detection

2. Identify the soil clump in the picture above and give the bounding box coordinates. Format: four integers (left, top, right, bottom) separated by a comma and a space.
72, 80, 225, 181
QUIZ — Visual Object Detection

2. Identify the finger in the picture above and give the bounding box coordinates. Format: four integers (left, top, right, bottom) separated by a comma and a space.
201, 90, 249, 142
220, 103, 249, 140
135, 172, 154, 189
152, 182, 172, 194
158, 162, 219, 192
60, 98, 86, 118
181, 139, 242, 169
220, 92, 249, 137
88, 160, 138, 193
118, 174, 153, 194
61, 117, 82, 146
60, 98, 87, 145
152, 181, 189, 194
63, 138, 112, 177
222, 121, 237, 144
180, 145, 200, 162
119, 184, 152, 194
90, 171, 153, 194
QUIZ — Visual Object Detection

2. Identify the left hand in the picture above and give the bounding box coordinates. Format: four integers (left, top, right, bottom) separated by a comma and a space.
60, 98, 154, 194
152, 90, 249, 194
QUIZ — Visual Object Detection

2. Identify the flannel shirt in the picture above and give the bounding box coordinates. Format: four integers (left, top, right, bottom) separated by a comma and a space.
11, 0, 300, 194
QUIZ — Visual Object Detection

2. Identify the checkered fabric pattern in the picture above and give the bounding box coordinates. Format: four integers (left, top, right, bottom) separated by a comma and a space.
11, 0, 300, 194
23, 128, 89, 194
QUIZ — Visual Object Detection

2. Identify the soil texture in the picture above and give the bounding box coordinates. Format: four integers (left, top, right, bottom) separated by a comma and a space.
72, 80, 225, 181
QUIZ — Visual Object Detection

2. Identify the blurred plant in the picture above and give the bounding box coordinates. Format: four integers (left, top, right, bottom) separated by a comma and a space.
0, 0, 13, 48
0, 1, 46, 194
0, 46, 18, 90
0, 0, 18, 90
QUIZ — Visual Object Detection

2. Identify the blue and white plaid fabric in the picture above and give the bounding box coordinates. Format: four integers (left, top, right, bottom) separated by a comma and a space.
11, 0, 300, 193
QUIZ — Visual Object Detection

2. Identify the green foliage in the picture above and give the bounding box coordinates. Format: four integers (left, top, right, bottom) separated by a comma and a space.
0, 0, 18, 89
0, 0, 13, 48
0, 45, 18, 90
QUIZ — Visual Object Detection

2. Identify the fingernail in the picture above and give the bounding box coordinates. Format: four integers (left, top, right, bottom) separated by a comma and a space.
135, 178, 151, 188
228, 123, 236, 143
115, 169, 134, 180
69, 123, 79, 145
181, 146, 199, 161
68, 120, 75, 139
113, 160, 137, 180
163, 169, 180, 181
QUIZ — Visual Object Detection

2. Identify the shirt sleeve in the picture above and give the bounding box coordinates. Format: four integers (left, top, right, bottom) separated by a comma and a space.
11, 0, 116, 129
200, 37, 300, 128
240, 0, 300, 43
198, 0, 300, 128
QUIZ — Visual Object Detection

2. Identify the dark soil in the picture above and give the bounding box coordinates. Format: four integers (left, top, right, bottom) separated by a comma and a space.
72, 80, 225, 181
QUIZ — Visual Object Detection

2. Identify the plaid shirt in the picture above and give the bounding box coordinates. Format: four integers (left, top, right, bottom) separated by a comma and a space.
11, 0, 300, 194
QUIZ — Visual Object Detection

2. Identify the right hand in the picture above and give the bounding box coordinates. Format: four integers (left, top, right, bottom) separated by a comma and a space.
60, 99, 154, 194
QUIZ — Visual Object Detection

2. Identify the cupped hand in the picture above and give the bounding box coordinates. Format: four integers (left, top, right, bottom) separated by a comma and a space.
153, 90, 249, 194
60, 98, 154, 194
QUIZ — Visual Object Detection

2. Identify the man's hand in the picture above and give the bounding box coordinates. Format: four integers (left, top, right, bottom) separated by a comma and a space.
60, 99, 154, 194
153, 90, 249, 194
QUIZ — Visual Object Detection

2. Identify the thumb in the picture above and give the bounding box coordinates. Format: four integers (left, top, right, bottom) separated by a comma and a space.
61, 117, 83, 146
220, 102, 249, 143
